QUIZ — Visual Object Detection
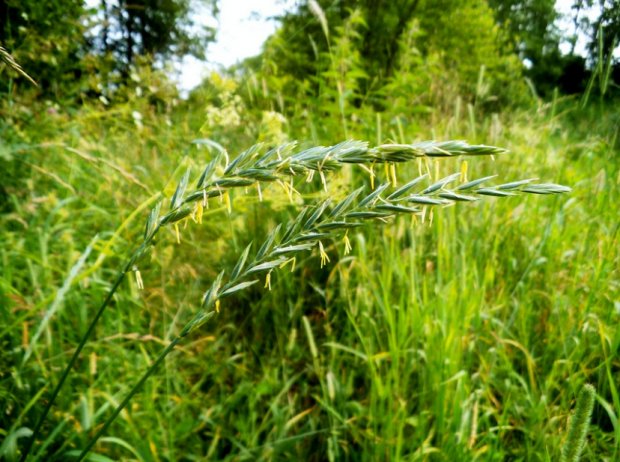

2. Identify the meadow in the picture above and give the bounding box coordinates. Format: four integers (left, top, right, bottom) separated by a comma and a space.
1, 12, 619, 461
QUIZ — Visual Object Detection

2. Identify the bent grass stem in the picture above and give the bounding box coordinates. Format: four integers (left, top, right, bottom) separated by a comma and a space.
74, 177, 569, 459
19, 139, 570, 459
75, 336, 184, 461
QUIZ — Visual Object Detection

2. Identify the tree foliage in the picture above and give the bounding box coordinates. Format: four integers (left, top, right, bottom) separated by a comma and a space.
488, 0, 559, 65
487, 0, 619, 97
0, 0, 86, 96
0, 0, 218, 97
94, 0, 218, 74
581, 0, 619, 64
242, 0, 525, 124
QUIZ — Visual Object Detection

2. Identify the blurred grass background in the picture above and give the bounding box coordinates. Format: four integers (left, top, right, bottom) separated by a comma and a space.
1, 1, 619, 460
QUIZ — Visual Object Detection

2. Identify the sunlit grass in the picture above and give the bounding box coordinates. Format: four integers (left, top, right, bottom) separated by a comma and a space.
0, 92, 618, 461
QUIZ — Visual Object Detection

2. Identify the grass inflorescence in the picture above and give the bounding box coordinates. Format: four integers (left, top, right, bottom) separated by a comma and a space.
16, 135, 573, 461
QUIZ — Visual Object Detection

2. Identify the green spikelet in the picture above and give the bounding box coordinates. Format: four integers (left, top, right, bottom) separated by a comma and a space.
561, 384, 596, 462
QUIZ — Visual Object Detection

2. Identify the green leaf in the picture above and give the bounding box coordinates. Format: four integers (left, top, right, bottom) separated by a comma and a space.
246, 257, 288, 274
185, 188, 225, 203
0, 427, 32, 461
294, 146, 329, 165
330, 187, 364, 217
457, 175, 497, 190
281, 207, 310, 243
257, 224, 282, 260
202, 271, 225, 308
236, 168, 279, 181
192, 138, 226, 154
273, 243, 315, 254
220, 280, 260, 297
224, 143, 263, 174
406, 195, 448, 205
231, 243, 253, 280
63, 450, 116, 462
144, 202, 162, 240
358, 183, 390, 207
475, 188, 515, 197
375, 143, 421, 161
304, 200, 331, 230
180, 310, 216, 337
522, 183, 572, 194
374, 204, 421, 213
387, 174, 429, 200
345, 211, 392, 219
316, 221, 364, 230
497, 178, 537, 190
257, 142, 298, 166
460, 143, 507, 156
196, 154, 221, 188
293, 232, 333, 242
415, 140, 456, 157
170, 168, 191, 210
331, 140, 369, 163
438, 192, 478, 202
213, 178, 255, 188
159, 206, 192, 225
422, 172, 461, 194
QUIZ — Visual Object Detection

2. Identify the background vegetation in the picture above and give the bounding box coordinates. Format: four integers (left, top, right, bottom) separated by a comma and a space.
1, 0, 619, 460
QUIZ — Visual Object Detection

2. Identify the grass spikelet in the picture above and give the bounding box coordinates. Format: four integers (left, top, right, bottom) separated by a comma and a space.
0, 45, 37, 86
561, 384, 596, 462
21, 138, 570, 462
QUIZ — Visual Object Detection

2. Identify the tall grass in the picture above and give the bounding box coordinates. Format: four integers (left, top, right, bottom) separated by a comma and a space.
1, 75, 618, 461
17, 135, 569, 460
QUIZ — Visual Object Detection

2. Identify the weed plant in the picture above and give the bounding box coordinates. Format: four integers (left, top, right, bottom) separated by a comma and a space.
11, 131, 573, 460
1, 65, 618, 461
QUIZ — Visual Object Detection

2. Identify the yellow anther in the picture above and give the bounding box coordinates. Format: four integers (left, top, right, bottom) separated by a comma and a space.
264, 271, 272, 290
343, 233, 352, 255
135, 269, 144, 290
319, 241, 330, 267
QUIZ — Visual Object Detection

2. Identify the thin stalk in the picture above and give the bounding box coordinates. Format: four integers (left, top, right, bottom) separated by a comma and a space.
20, 235, 156, 461
72, 172, 570, 460
0, 45, 38, 86
76, 336, 183, 461
21, 139, 567, 460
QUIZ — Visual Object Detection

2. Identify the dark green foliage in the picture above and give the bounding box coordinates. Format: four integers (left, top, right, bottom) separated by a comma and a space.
488, 0, 559, 66
93, 0, 218, 74
0, 0, 86, 97
487, 0, 620, 98
0, 1, 619, 461
580, 0, 619, 64
0, 0, 218, 98
246, 0, 525, 118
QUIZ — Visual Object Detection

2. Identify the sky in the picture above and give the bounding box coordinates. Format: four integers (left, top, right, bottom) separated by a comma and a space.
175, 0, 297, 91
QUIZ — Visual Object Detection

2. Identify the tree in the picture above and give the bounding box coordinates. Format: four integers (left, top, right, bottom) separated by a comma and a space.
0, 0, 86, 96
94, 0, 218, 76
257, 0, 422, 95
582, 1, 619, 63
0, 0, 220, 97
487, 0, 620, 97
248, 0, 524, 113
487, 0, 559, 66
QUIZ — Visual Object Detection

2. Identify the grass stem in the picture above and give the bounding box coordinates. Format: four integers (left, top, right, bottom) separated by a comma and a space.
76, 336, 183, 461
20, 259, 133, 461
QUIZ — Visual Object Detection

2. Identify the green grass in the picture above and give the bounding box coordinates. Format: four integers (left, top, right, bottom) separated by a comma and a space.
0, 90, 618, 461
